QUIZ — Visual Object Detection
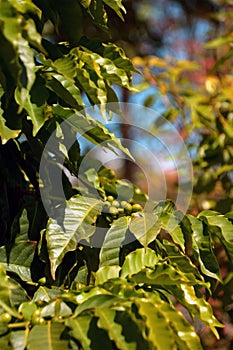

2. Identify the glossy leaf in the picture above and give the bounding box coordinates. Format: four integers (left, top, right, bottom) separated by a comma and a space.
129, 213, 161, 247
0, 84, 20, 144
53, 105, 134, 160
10, 330, 27, 350
95, 307, 135, 350
199, 211, 233, 263
45, 74, 84, 110
99, 216, 129, 267
136, 299, 180, 349
18, 301, 37, 321
95, 266, 121, 285
15, 88, 46, 136
28, 322, 69, 350
66, 316, 92, 350
0, 210, 36, 281
160, 213, 185, 251
169, 284, 223, 338
187, 214, 222, 281
33, 287, 62, 303
130, 262, 206, 287
41, 300, 72, 318
120, 248, 160, 278
45, 195, 103, 279
102, 0, 126, 20
75, 294, 122, 316
136, 297, 202, 350
80, 0, 108, 31
0, 265, 19, 317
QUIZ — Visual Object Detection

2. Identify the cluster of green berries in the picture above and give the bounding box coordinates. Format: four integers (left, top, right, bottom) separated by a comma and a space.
104, 196, 142, 221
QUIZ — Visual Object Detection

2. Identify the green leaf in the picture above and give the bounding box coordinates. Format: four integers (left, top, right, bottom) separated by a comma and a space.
157, 300, 202, 350
0, 210, 37, 281
198, 211, 233, 263
53, 105, 134, 160
135, 297, 203, 350
77, 65, 108, 115
169, 284, 223, 338
187, 215, 222, 281
95, 307, 135, 350
41, 301, 72, 318
0, 84, 20, 144
33, 287, 62, 303
75, 294, 122, 316
10, 278, 30, 306
102, 43, 137, 74
73, 264, 89, 286
80, 0, 108, 31
45, 195, 103, 279
0, 334, 11, 349
99, 216, 129, 267
130, 263, 206, 287
0, 265, 20, 318
120, 248, 160, 278
15, 87, 46, 136
129, 213, 161, 247
45, 74, 84, 110
77, 49, 135, 90
163, 241, 205, 281
160, 213, 185, 251
18, 301, 37, 321
11, 0, 42, 18
66, 316, 92, 350
135, 299, 176, 349
28, 322, 69, 350
102, 0, 126, 20
17, 37, 36, 92
10, 330, 27, 350
205, 34, 233, 48
95, 266, 121, 285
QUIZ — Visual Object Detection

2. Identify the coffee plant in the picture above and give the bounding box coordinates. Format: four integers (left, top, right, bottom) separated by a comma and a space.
0, 1, 233, 349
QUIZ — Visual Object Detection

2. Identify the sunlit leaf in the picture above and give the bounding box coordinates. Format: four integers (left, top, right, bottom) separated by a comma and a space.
129, 213, 161, 247
66, 316, 92, 350
28, 322, 69, 350
0, 210, 36, 282
0, 84, 20, 144
45, 195, 103, 279
120, 248, 160, 278
99, 216, 129, 267
187, 215, 222, 281
95, 307, 135, 350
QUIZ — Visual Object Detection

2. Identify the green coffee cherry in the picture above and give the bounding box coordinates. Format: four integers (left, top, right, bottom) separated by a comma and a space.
112, 200, 120, 208
109, 206, 119, 216
132, 204, 142, 212
31, 310, 45, 325
32, 310, 41, 318
120, 201, 129, 208
108, 170, 115, 179
31, 316, 45, 325
38, 277, 46, 285
124, 203, 132, 214
118, 208, 125, 216
107, 195, 115, 202
0, 313, 12, 323
134, 188, 142, 195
